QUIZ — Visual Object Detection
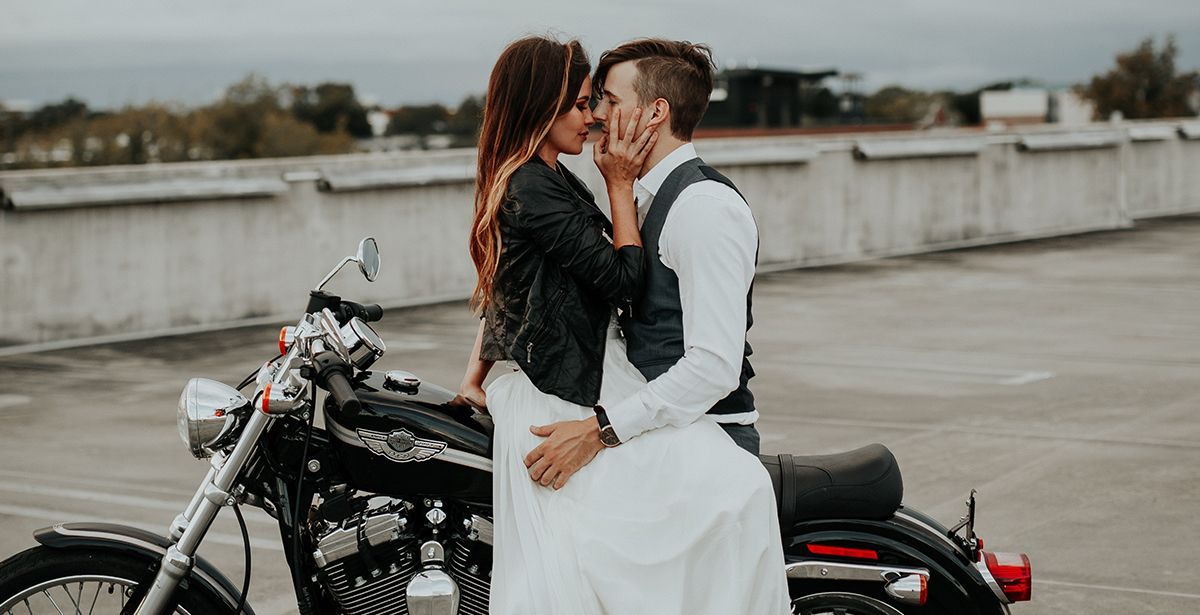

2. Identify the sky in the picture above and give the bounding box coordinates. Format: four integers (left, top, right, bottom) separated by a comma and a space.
2, 0, 1198, 110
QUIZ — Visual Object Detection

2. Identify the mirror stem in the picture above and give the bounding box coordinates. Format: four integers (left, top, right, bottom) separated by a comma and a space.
314, 256, 355, 292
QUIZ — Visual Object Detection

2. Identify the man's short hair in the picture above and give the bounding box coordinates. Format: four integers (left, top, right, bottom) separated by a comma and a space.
595, 39, 716, 141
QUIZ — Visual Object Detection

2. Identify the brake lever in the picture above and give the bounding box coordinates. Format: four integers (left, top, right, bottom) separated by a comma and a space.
319, 308, 352, 363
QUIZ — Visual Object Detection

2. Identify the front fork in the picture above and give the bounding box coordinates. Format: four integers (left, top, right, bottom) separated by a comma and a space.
133, 410, 275, 615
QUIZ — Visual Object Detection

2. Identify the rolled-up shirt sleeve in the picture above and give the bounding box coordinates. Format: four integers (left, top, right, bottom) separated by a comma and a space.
605, 189, 757, 442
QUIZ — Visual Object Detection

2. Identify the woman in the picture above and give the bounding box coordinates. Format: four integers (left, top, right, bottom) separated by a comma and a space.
458, 36, 790, 614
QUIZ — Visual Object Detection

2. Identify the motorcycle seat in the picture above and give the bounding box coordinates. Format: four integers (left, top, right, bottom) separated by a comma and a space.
760, 443, 903, 531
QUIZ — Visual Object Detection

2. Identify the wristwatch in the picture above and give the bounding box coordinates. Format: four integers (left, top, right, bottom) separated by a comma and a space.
593, 405, 621, 447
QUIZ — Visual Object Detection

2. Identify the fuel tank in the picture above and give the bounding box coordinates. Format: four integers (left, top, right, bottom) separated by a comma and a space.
325, 370, 493, 504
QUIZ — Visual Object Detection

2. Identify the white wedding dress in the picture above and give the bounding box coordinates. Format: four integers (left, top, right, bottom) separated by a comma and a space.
486, 319, 791, 615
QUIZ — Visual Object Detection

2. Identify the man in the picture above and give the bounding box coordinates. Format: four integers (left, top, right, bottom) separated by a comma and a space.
525, 38, 760, 488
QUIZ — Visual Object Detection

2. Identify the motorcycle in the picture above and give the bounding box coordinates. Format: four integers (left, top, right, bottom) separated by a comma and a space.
0, 238, 1032, 614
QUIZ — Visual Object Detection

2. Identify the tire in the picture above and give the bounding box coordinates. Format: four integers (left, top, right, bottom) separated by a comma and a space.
0, 546, 228, 614
791, 591, 906, 615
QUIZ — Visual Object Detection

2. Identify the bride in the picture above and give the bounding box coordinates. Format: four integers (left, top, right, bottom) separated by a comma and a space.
455, 35, 790, 614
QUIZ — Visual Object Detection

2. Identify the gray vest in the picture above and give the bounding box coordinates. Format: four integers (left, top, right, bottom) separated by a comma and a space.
620, 157, 756, 417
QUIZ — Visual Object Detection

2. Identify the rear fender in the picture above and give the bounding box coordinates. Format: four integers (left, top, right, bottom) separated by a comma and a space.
34, 522, 254, 614
785, 511, 1003, 614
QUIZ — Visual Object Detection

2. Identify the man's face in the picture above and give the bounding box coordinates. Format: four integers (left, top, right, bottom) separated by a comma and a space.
592, 60, 653, 138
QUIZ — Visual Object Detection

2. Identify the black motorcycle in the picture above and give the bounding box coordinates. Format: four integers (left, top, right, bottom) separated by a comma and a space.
0, 239, 1032, 614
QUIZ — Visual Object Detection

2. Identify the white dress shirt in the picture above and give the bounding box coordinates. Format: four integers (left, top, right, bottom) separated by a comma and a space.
607, 142, 760, 442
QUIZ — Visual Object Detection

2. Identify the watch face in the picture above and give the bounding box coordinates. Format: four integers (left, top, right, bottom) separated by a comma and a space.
600, 427, 621, 447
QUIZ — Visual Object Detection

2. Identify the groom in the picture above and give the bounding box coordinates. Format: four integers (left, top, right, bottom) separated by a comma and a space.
525, 38, 760, 489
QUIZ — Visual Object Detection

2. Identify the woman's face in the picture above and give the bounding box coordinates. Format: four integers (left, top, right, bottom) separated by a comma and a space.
541, 76, 594, 159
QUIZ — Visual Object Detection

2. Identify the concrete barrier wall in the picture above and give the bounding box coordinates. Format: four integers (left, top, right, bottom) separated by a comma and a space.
1124, 121, 1200, 218
0, 120, 1195, 347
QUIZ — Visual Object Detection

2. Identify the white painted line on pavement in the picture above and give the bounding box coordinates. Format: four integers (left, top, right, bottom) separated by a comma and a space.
0, 394, 32, 409
0, 481, 276, 525
999, 371, 1056, 386
1039, 578, 1200, 600
0, 468, 195, 498
761, 415, 1200, 449
786, 358, 1054, 385
0, 503, 283, 552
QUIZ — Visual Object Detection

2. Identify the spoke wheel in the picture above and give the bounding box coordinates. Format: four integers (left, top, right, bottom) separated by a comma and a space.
0, 575, 190, 615
0, 547, 225, 615
791, 591, 905, 615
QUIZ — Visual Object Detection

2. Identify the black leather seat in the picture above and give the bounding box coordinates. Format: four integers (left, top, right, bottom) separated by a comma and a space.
760, 443, 903, 532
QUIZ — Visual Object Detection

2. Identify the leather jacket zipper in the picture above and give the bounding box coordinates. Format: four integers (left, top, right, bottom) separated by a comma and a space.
525, 285, 568, 363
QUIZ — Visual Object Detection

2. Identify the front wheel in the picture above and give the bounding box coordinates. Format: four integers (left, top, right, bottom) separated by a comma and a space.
0, 546, 226, 614
791, 591, 906, 615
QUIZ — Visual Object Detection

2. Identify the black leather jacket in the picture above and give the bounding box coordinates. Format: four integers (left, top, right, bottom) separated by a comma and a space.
480, 158, 643, 406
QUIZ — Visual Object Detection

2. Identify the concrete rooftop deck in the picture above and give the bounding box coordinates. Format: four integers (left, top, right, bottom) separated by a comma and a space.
1, 214, 1198, 614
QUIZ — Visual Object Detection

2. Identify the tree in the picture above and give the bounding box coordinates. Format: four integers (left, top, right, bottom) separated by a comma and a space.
1083, 35, 1199, 119
865, 86, 942, 122
27, 97, 89, 133
200, 74, 284, 159
2, 75, 363, 169
386, 104, 450, 137
447, 95, 484, 137
290, 83, 373, 138
258, 113, 322, 157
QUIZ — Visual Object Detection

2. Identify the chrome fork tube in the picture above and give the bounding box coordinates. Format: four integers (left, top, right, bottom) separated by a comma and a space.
135, 411, 273, 614
168, 453, 226, 542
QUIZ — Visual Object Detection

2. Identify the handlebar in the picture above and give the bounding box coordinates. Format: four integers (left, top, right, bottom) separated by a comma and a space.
312, 350, 361, 417
306, 291, 383, 325
340, 300, 383, 323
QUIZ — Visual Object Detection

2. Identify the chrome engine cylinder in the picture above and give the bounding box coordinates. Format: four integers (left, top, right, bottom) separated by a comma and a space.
405, 569, 460, 615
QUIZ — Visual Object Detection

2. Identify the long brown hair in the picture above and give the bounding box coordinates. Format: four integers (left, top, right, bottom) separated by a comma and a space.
469, 36, 591, 311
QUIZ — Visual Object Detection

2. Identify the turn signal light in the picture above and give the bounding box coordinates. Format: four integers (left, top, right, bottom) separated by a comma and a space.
279, 326, 296, 354
983, 551, 1032, 602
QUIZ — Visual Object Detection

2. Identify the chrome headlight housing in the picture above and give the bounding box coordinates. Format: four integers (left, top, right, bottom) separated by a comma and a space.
177, 378, 250, 458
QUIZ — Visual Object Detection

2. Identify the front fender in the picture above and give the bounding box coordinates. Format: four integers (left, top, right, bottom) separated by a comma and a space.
34, 522, 254, 614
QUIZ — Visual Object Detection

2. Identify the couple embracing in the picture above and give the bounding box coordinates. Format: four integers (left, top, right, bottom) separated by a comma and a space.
456, 36, 791, 614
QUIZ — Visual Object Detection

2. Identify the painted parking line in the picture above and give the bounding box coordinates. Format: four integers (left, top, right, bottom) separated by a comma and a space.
0, 468, 195, 498
782, 358, 1054, 386
760, 415, 1200, 450
1038, 578, 1200, 600
0, 395, 32, 410
0, 502, 282, 552
0, 481, 276, 525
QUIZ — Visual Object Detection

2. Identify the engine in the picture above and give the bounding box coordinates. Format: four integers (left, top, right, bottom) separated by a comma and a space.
311, 496, 493, 615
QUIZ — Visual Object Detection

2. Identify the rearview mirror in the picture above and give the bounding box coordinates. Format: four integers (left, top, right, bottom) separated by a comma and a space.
357, 237, 380, 282
315, 238, 382, 291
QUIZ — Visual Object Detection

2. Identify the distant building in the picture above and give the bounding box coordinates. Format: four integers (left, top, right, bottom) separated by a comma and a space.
703, 67, 840, 129
981, 88, 1096, 127
0, 100, 35, 114
1048, 90, 1095, 126
367, 110, 391, 138
980, 89, 1048, 126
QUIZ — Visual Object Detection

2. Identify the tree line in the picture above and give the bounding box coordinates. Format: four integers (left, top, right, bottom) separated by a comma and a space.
847, 36, 1197, 125
0, 75, 484, 170
2, 36, 1195, 170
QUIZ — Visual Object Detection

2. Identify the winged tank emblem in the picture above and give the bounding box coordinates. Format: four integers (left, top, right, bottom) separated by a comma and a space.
356, 428, 447, 463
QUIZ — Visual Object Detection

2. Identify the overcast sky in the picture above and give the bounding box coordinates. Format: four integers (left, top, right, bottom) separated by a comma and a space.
2, 0, 1198, 109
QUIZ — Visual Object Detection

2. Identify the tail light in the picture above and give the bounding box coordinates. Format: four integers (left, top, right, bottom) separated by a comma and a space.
982, 551, 1032, 602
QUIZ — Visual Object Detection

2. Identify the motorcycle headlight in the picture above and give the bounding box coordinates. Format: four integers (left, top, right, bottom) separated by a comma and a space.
178, 378, 250, 459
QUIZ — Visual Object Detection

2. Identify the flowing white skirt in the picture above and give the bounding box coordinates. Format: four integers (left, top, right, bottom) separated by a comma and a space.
487, 324, 791, 615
